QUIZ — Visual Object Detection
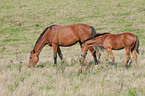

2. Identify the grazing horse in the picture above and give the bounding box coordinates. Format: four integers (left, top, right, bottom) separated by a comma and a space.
28, 23, 98, 67
81, 32, 139, 68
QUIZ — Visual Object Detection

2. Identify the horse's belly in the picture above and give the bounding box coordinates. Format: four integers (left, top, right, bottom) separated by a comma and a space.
112, 43, 124, 50
58, 37, 78, 46
57, 29, 80, 46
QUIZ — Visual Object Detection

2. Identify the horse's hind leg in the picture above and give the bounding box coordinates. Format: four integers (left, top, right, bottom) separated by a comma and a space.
57, 47, 63, 60
124, 47, 131, 68
106, 48, 117, 68
52, 44, 58, 66
132, 49, 137, 67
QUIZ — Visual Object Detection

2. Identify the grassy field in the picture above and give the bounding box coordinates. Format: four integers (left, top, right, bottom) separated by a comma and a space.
0, 0, 145, 96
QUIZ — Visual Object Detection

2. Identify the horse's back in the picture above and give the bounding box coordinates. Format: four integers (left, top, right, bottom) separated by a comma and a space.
49, 23, 93, 46
103, 34, 124, 49
53, 23, 91, 39
103, 32, 136, 49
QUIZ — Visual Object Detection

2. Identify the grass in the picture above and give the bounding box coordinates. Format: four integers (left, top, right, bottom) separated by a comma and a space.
0, 0, 145, 96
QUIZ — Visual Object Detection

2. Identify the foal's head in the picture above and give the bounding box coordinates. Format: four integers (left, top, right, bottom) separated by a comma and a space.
28, 50, 39, 67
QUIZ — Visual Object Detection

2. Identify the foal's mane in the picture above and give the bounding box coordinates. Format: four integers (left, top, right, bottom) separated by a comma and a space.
83, 32, 110, 43
33, 25, 55, 53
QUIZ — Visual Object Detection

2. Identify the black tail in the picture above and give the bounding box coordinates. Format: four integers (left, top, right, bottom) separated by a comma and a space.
135, 36, 139, 54
132, 36, 139, 54
90, 26, 97, 37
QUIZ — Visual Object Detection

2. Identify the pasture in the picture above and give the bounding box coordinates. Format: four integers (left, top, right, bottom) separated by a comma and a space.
0, 0, 145, 96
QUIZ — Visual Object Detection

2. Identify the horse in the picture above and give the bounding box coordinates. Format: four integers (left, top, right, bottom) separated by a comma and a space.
28, 23, 98, 67
81, 32, 139, 68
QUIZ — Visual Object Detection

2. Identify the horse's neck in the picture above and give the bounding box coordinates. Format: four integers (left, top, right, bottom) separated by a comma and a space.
94, 36, 103, 46
33, 37, 47, 55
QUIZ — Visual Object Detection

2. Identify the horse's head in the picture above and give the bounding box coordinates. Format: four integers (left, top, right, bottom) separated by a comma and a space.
28, 50, 39, 67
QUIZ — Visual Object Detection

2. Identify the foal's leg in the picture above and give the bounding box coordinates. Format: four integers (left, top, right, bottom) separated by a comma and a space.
132, 50, 137, 67
106, 48, 117, 68
94, 46, 102, 60
57, 47, 63, 60
52, 44, 58, 66
89, 47, 98, 65
79, 42, 98, 65
124, 47, 131, 67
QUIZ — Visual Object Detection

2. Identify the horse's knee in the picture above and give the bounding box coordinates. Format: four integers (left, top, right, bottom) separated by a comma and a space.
53, 54, 57, 59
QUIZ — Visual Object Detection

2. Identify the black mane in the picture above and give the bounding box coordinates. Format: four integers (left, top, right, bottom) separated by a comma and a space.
33, 25, 55, 53
83, 32, 110, 43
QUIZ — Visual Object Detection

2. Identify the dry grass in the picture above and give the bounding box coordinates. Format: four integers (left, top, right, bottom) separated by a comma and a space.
0, 0, 145, 96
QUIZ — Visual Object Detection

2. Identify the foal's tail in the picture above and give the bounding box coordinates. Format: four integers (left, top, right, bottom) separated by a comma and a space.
133, 36, 139, 54
90, 26, 97, 37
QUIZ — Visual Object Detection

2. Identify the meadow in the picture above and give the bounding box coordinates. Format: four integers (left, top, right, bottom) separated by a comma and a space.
0, 0, 145, 96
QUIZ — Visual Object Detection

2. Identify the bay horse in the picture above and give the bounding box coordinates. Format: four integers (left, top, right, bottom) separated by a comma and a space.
81, 32, 139, 68
28, 23, 98, 67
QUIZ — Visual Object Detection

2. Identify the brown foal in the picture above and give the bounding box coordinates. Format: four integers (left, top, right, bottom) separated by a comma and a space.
81, 32, 139, 68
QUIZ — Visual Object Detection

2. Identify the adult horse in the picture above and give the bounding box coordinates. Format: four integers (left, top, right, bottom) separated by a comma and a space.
28, 23, 98, 67
81, 32, 139, 68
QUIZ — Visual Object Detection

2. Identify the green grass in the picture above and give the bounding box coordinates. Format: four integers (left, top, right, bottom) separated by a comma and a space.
0, 0, 145, 96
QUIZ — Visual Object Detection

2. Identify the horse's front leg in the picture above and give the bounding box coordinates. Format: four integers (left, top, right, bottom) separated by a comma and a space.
52, 43, 58, 66
106, 48, 117, 68
80, 42, 98, 65
88, 47, 98, 65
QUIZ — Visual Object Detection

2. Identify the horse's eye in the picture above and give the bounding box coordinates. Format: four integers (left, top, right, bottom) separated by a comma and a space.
30, 57, 32, 59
